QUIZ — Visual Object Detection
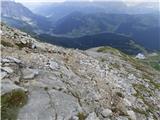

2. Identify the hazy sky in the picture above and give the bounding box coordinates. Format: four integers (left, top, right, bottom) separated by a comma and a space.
14, 0, 159, 7
15, 0, 159, 3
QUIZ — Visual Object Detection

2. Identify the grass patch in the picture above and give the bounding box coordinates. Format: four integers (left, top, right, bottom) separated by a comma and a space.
77, 112, 86, 120
1, 89, 28, 120
142, 74, 160, 90
100, 57, 106, 62
132, 84, 158, 120
116, 92, 124, 98
97, 46, 120, 55
15, 42, 30, 49
97, 47, 108, 52
44, 87, 49, 91
111, 63, 120, 69
1, 39, 14, 47
139, 53, 160, 71
132, 108, 148, 116
132, 84, 153, 97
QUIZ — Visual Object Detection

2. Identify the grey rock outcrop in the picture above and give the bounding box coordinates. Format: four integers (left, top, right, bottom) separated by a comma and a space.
1, 67, 13, 74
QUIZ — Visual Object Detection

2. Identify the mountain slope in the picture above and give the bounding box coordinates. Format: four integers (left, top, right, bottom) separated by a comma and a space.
53, 12, 126, 35
2, 1, 159, 51
116, 13, 160, 50
38, 32, 145, 55
1, 23, 160, 120
1, 1, 51, 34
52, 12, 160, 50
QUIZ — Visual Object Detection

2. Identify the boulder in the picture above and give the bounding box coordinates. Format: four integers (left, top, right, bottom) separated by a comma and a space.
20, 38, 27, 44
1, 67, 13, 74
101, 108, 112, 118
48, 61, 60, 70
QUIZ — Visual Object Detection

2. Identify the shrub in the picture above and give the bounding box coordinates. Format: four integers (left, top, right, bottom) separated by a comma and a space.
116, 92, 124, 98
77, 112, 86, 120
1, 89, 28, 120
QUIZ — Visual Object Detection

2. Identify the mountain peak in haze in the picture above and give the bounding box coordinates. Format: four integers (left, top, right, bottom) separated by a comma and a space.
1, 0, 51, 33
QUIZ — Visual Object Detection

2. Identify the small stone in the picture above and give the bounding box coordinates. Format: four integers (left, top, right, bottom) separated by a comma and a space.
31, 44, 36, 49
21, 39, 27, 44
0, 30, 2, 34
86, 112, 100, 120
1, 58, 11, 63
101, 108, 112, 118
70, 116, 79, 120
1, 67, 14, 74
127, 110, 136, 120
7, 57, 21, 64
48, 61, 60, 70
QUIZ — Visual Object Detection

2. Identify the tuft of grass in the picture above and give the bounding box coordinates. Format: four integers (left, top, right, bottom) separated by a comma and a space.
97, 46, 120, 55
60, 73, 63, 78
139, 53, 160, 71
116, 92, 124, 98
132, 83, 159, 120
15, 43, 29, 49
77, 112, 86, 120
142, 74, 160, 90
100, 57, 106, 62
1, 89, 28, 120
44, 87, 49, 91
111, 63, 120, 69
132, 108, 148, 116
97, 47, 108, 52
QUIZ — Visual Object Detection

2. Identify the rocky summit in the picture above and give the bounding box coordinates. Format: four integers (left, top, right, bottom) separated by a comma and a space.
1, 23, 160, 120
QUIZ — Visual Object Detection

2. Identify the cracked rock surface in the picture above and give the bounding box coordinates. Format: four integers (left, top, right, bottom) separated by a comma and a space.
1, 23, 160, 120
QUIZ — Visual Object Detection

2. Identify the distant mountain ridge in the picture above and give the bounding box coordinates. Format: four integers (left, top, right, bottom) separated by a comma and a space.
1, 1, 51, 34
32, 1, 127, 22
32, 1, 159, 20
1, 1, 159, 52
52, 12, 160, 51
1, 1, 34, 19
